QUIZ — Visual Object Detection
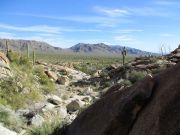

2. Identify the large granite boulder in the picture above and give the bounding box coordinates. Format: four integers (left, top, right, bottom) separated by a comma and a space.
65, 63, 180, 135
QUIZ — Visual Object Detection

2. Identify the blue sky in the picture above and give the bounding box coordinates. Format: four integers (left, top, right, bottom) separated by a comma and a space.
0, 0, 180, 52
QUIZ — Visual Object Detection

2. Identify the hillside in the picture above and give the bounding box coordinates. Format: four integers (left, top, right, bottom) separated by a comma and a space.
0, 39, 155, 56
0, 39, 62, 53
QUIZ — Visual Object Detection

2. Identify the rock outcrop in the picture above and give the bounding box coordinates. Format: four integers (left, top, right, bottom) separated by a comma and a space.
167, 45, 180, 63
65, 63, 180, 135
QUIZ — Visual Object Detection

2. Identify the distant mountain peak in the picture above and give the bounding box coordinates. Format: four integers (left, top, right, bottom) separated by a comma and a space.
0, 39, 156, 56
69, 43, 155, 56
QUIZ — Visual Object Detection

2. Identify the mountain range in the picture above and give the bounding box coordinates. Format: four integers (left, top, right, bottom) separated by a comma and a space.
0, 39, 155, 56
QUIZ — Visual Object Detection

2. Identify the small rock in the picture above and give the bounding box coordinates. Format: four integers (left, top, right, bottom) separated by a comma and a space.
83, 87, 93, 96
56, 107, 68, 119
66, 99, 84, 112
29, 102, 46, 112
16, 109, 30, 116
56, 76, 69, 85
23, 111, 36, 120
93, 70, 101, 77
81, 96, 92, 103
47, 95, 62, 105
44, 70, 58, 81
31, 115, 44, 126
42, 103, 55, 112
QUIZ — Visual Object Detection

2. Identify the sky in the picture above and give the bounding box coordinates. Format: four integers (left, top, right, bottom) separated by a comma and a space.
0, 0, 180, 52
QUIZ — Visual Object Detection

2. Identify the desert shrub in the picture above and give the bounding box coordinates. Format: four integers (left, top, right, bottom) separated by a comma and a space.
0, 51, 56, 109
33, 67, 55, 94
29, 117, 64, 135
8, 51, 31, 67
129, 70, 147, 83
7, 51, 20, 63
0, 106, 23, 131
151, 65, 167, 75
19, 56, 30, 65
0, 76, 41, 109
0, 77, 25, 108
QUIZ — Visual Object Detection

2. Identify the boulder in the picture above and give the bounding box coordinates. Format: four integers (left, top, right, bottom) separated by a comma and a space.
44, 70, 58, 81
129, 63, 180, 135
65, 63, 180, 135
56, 76, 69, 85
0, 125, 17, 135
31, 114, 44, 126
93, 70, 101, 77
81, 96, 92, 103
47, 95, 62, 105
56, 107, 68, 119
42, 103, 56, 112
66, 99, 84, 112
28, 102, 45, 112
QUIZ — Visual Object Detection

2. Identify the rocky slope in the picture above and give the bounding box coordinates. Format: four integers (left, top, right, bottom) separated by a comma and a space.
0, 53, 100, 135
0, 45, 179, 135
65, 53, 180, 135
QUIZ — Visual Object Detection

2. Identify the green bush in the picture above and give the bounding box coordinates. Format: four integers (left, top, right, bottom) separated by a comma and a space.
33, 67, 55, 94
0, 106, 23, 131
129, 70, 147, 84
0, 51, 56, 109
7, 51, 20, 63
29, 118, 63, 135
0, 76, 40, 109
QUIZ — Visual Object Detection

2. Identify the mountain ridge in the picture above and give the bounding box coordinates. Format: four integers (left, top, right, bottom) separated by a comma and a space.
0, 39, 156, 56
69, 43, 156, 56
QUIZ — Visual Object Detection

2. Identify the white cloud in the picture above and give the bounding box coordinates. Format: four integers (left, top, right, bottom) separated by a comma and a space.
0, 23, 101, 33
94, 6, 172, 18
13, 13, 132, 28
113, 35, 145, 48
126, 7, 170, 17
94, 6, 130, 17
0, 24, 60, 33
114, 29, 144, 34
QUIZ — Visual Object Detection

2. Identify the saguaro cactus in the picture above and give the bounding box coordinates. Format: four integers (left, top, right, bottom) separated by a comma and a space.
6, 40, 9, 57
33, 50, 35, 65
122, 46, 127, 65
27, 44, 29, 59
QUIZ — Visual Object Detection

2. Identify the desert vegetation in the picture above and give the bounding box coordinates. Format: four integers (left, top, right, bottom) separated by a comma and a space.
0, 40, 179, 135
